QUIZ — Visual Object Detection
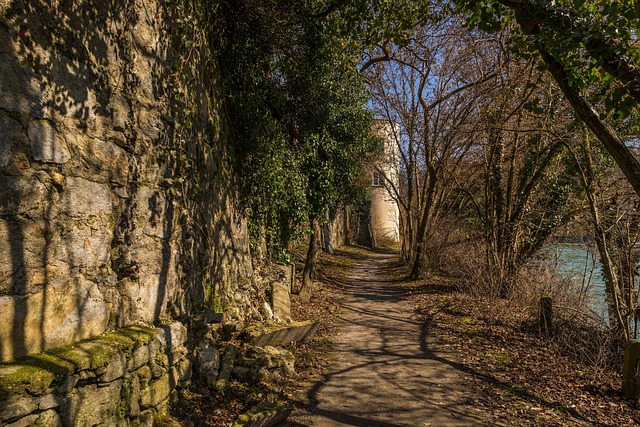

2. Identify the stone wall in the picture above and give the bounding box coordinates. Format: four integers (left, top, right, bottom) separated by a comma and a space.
0, 0, 256, 363
0, 322, 191, 427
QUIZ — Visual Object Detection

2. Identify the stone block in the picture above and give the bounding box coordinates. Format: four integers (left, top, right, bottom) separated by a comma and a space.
56, 375, 78, 394
62, 177, 112, 217
65, 135, 129, 185
241, 346, 295, 380
6, 410, 62, 427
215, 345, 237, 391
123, 373, 141, 418
101, 352, 127, 383
157, 322, 187, 350
196, 347, 219, 387
28, 120, 70, 164
140, 368, 177, 408
109, 93, 131, 131
5, 413, 38, 427
275, 264, 295, 292
38, 393, 59, 411
0, 174, 49, 216
0, 277, 109, 362
34, 409, 62, 427
246, 321, 320, 347
176, 358, 192, 388
128, 344, 153, 372
0, 395, 38, 422
271, 280, 291, 322
0, 54, 40, 116
134, 409, 157, 427
136, 366, 153, 388
192, 310, 223, 330
233, 402, 293, 427
60, 380, 123, 427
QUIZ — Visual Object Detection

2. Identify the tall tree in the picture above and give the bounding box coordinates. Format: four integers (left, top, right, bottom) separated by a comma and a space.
367, 18, 499, 278
218, 0, 375, 296
457, 0, 640, 197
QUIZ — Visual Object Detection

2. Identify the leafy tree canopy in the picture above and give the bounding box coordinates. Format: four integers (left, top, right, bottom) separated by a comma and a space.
217, 0, 377, 260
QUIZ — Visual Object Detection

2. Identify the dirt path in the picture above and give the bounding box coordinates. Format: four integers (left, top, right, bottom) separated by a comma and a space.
284, 252, 489, 427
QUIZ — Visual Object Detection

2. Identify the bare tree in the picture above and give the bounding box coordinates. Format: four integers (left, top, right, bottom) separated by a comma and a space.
367, 18, 498, 278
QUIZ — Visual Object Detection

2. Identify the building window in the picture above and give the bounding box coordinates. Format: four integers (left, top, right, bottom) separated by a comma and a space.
372, 172, 384, 187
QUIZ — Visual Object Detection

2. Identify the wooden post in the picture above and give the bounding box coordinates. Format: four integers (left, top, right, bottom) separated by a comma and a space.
623, 340, 640, 399
539, 296, 553, 335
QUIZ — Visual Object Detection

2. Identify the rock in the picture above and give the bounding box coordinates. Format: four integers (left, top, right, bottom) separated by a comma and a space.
158, 322, 187, 349
0, 395, 38, 422
136, 366, 153, 387
62, 177, 112, 217
56, 375, 78, 394
241, 346, 295, 379
28, 120, 70, 164
215, 344, 237, 391
5, 413, 39, 427
37, 393, 58, 411
60, 380, 123, 427
128, 344, 153, 371
0, 174, 48, 216
140, 368, 178, 408
246, 320, 320, 347
271, 280, 291, 322
233, 401, 293, 427
134, 409, 157, 427
50, 172, 65, 187
101, 352, 127, 382
176, 358, 192, 388
192, 310, 223, 330
124, 373, 141, 418
232, 366, 251, 381
197, 347, 219, 387
0, 277, 110, 362
34, 409, 62, 427
260, 301, 274, 320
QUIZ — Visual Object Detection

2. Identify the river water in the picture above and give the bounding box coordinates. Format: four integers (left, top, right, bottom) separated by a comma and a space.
543, 245, 608, 321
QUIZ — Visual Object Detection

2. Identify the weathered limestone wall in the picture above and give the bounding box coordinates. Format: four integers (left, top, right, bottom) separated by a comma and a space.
0, 322, 191, 427
0, 0, 254, 363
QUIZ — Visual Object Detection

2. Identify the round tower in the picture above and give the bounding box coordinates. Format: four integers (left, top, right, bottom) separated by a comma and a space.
370, 120, 400, 245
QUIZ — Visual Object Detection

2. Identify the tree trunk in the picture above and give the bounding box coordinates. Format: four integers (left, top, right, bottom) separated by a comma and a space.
410, 169, 437, 279
535, 45, 640, 199
573, 130, 630, 341
300, 218, 321, 302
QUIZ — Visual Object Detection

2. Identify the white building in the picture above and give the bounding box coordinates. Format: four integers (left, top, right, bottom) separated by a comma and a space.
370, 120, 400, 246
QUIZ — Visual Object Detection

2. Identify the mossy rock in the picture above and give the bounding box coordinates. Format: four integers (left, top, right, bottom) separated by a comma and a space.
245, 320, 319, 346
233, 401, 293, 427
0, 324, 156, 399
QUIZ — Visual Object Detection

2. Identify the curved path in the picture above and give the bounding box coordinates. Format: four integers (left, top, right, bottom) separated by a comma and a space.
284, 252, 488, 427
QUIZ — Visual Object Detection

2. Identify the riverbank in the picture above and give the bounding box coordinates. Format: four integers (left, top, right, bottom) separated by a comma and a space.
406, 273, 639, 426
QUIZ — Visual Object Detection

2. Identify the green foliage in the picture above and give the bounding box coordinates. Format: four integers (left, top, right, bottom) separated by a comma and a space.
334, 0, 435, 46
216, 0, 376, 260
457, 0, 640, 119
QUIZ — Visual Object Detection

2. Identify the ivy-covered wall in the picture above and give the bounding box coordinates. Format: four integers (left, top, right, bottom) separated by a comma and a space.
0, 0, 257, 363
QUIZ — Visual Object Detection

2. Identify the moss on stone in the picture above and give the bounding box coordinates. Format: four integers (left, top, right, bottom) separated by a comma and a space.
232, 401, 293, 427
0, 324, 157, 399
